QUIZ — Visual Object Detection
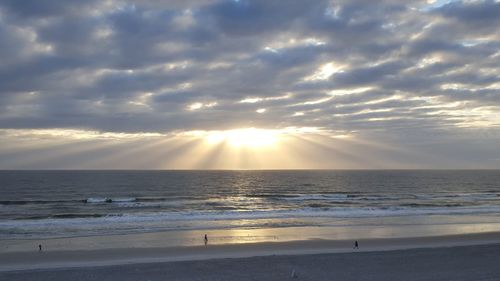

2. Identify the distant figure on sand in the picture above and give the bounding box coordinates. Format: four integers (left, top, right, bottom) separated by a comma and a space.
38, 244, 42, 251
354, 240, 359, 249
204, 234, 208, 245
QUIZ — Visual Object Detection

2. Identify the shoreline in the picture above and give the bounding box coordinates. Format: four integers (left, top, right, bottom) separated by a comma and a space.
2, 231, 500, 272
4, 214, 500, 253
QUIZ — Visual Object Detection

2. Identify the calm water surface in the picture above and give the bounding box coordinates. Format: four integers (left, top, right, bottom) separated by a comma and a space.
1, 170, 500, 239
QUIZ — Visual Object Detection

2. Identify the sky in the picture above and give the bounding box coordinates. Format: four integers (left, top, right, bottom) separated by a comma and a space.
0, 0, 499, 169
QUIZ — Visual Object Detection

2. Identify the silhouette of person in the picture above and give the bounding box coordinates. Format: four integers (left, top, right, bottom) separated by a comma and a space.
204, 234, 208, 245
39, 244, 42, 252
354, 240, 359, 249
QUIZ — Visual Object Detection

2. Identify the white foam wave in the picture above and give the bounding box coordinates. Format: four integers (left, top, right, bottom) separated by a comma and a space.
4, 205, 500, 239
86, 197, 108, 203
4, 205, 500, 228
415, 193, 500, 201
112, 198, 137, 203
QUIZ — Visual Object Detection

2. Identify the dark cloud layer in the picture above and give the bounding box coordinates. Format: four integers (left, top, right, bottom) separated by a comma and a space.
0, 0, 499, 168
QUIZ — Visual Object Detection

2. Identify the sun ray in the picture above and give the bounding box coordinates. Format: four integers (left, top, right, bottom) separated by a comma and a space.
204, 128, 280, 149
194, 140, 230, 169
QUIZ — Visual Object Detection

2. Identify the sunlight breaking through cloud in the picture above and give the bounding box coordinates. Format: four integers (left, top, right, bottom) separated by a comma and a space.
0, 0, 499, 168
304, 62, 345, 81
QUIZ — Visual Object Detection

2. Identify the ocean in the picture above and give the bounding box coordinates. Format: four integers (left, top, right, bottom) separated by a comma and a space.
1, 170, 500, 240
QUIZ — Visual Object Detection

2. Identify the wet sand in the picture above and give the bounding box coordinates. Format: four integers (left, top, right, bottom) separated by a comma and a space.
3, 217, 500, 254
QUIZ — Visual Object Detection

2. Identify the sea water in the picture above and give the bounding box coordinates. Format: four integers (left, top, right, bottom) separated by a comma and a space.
1, 170, 500, 239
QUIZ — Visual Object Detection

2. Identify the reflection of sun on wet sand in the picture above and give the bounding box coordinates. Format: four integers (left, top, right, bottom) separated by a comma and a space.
2, 232, 500, 280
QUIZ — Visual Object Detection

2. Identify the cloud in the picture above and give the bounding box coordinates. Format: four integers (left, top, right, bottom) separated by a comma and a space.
0, 0, 499, 168
0, 0, 100, 18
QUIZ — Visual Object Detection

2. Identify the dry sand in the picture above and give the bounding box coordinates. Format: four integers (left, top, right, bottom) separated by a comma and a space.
2, 232, 500, 280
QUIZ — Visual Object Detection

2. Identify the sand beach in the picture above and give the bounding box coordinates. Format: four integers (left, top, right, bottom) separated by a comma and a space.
2, 231, 500, 280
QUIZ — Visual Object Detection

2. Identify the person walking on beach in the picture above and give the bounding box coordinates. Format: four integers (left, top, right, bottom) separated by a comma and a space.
354, 240, 359, 249
38, 244, 42, 252
204, 234, 208, 245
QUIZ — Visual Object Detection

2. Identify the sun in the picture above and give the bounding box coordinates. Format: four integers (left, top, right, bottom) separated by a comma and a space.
205, 128, 280, 148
